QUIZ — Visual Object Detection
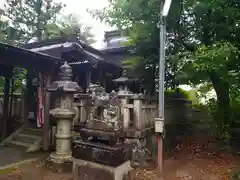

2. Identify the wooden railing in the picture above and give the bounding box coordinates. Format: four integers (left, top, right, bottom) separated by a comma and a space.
120, 95, 157, 130
72, 93, 158, 131
0, 93, 23, 118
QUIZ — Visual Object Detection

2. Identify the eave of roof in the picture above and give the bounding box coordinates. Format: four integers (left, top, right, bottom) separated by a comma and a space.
23, 36, 123, 69
0, 41, 62, 73
22, 36, 104, 57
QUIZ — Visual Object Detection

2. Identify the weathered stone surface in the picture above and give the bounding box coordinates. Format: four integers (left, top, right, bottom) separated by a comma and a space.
73, 159, 132, 180
124, 127, 154, 138
73, 122, 86, 131
45, 157, 72, 173
79, 128, 125, 145
46, 62, 77, 172
72, 141, 132, 167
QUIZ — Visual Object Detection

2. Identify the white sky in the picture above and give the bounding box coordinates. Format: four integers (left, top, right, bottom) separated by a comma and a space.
0, 0, 111, 41
57, 0, 111, 41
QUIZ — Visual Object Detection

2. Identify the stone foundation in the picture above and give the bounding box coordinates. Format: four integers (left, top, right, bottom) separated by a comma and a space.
124, 127, 155, 167
73, 159, 132, 180
45, 157, 72, 173
72, 141, 132, 167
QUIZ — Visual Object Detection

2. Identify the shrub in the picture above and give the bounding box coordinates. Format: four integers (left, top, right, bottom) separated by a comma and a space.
165, 88, 190, 99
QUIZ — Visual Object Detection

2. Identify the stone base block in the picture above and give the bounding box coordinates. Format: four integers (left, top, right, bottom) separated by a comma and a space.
45, 157, 72, 173
73, 159, 132, 180
72, 141, 132, 167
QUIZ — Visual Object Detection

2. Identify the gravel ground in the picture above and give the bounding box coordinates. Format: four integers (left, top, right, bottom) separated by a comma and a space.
0, 135, 239, 180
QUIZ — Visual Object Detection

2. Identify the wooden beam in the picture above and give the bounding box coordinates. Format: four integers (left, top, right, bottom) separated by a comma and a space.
0, 65, 13, 77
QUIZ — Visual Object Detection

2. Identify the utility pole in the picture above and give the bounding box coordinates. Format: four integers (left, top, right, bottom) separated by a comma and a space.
155, 0, 172, 176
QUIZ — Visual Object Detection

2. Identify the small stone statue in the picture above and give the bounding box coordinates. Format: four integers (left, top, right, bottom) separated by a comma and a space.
79, 84, 124, 146
103, 90, 121, 130
87, 84, 121, 130
88, 83, 109, 121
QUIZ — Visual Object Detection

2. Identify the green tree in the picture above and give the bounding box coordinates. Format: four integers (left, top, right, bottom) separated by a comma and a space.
0, 13, 23, 44
58, 14, 95, 44
2, 0, 64, 42
90, 0, 240, 141
42, 14, 96, 44
0, 0, 65, 93
89, 0, 180, 93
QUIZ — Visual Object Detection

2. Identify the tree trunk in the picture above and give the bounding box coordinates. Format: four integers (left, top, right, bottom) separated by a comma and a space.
209, 73, 231, 124
36, 0, 43, 40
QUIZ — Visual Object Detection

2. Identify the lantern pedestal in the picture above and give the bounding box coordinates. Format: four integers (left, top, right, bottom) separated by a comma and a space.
45, 62, 80, 173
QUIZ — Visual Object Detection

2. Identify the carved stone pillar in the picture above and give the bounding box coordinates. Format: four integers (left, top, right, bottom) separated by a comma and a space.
132, 94, 144, 130
74, 93, 91, 124
45, 62, 80, 172
120, 98, 130, 129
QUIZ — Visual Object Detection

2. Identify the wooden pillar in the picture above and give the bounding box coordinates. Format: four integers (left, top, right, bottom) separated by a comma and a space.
105, 73, 112, 93
23, 88, 28, 125
101, 72, 107, 90
43, 75, 52, 151
24, 70, 33, 126
1, 75, 11, 140
9, 78, 14, 117
86, 71, 91, 90
22, 86, 28, 124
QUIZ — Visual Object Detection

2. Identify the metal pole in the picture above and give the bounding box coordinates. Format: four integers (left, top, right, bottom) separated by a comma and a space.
159, 17, 166, 120
155, 0, 172, 176
157, 15, 166, 173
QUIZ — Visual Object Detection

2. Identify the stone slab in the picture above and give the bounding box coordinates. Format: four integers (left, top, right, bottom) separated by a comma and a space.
73, 123, 86, 131
79, 128, 125, 145
72, 141, 132, 167
124, 127, 154, 138
0, 146, 48, 168
73, 159, 132, 180
79, 128, 124, 139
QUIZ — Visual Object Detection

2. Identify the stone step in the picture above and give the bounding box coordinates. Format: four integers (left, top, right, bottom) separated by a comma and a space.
12, 133, 39, 144
21, 128, 43, 136
3, 140, 30, 151
2, 127, 44, 152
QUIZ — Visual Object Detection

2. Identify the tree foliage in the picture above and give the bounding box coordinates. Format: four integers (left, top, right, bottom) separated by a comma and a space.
90, 0, 240, 142
90, 0, 240, 96
1, 1, 96, 44
2, 0, 64, 42
89, 0, 182, 92
57, 14, 95, 44
0, 1, 96, 94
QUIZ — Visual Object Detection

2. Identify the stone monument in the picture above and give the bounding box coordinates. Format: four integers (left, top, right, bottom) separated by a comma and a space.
72, 83, 132, 180
113, 72, 152, 167
112, 70, 134, 130
46, 62, 80, 172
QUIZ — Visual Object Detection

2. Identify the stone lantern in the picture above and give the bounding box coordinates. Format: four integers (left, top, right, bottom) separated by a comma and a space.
112, 70, 134, 96
46, 62, 80, 172
113, 70, 135, 130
